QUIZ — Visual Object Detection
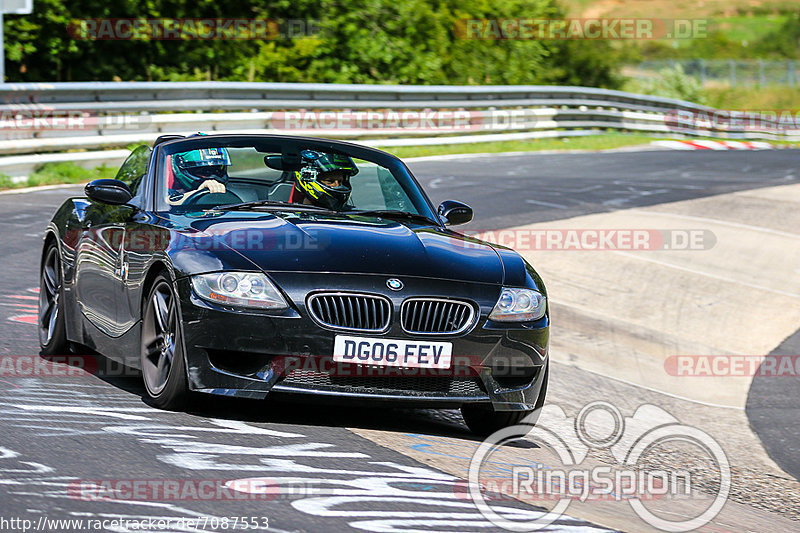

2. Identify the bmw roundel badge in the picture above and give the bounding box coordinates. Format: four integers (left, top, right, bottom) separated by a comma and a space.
386, 278, 404, 291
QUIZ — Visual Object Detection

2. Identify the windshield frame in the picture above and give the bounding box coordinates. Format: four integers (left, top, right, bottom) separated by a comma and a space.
152, 134, 441, 222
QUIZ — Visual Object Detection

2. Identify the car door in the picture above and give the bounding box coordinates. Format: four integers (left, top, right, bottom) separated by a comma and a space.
74, 145, 150, 338
113, 145, 157, 338
74, 202, 128, 338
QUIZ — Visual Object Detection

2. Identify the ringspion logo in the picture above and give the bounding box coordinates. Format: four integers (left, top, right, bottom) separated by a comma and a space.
468, 402, 730, 531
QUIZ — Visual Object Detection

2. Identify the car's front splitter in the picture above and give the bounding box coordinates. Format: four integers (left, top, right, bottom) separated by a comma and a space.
176, 275, 549, 411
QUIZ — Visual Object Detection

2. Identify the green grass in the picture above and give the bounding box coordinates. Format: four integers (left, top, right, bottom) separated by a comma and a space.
382, 133, 679, 159
0, 162, 116, 191
560, 0, 597, 16
711, 15, 788, 43
383, 133, 799, 158
703, 86, 800, 109
383, 134, 800, 159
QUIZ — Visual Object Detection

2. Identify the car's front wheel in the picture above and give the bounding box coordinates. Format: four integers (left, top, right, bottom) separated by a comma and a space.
141, 273, 191, 410
38, 243, 68, 355
461, 405, 538, 437
461, 365, 549, 437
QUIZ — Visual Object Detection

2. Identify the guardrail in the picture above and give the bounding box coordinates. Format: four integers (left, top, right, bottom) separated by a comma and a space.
0, 81, 796, 177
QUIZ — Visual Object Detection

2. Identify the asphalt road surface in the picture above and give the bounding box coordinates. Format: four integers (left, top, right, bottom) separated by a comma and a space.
0, 149, 798, 532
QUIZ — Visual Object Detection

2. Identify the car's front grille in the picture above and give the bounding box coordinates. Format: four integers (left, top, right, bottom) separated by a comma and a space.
280, 369, 486, 397
307, 292, 392, 332
401, 298, 476, 334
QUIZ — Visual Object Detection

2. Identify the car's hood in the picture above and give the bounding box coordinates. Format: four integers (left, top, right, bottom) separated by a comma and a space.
169, 210, 504, 284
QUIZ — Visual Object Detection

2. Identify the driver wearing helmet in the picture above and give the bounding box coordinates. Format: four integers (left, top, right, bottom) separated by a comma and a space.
168, 147, 231, 205
291, 150, 358, 210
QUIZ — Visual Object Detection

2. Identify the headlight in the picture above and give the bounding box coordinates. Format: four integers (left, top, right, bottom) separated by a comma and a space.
488, 288, 546, 322
191, 272, 288, 310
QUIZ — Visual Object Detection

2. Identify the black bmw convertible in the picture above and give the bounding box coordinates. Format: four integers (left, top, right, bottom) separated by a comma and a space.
39, 134, 549, 435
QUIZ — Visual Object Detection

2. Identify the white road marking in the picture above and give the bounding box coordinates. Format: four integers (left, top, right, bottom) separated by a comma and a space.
525, 199, 568, 209
553, 360, 745, 411
13, 405, 155, 420
612, 252, 800, 299
0, 184, 84, 196
626, 209, 800, 239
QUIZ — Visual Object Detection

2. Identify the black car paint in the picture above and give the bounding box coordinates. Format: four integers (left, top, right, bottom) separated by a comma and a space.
43, 135, 548, 411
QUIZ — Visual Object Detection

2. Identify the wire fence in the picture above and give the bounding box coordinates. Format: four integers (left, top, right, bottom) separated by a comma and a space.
627, 59, 799, 87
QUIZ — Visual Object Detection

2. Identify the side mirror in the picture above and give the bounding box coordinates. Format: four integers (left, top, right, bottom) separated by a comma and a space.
437, 200, 473, 226
85, 179, 133, 205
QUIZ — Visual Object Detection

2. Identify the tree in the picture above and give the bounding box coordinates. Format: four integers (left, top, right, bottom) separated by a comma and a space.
3, 0, 622, 88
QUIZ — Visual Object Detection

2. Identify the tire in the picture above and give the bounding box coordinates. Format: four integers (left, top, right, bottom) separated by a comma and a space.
140, 273, 191, 410
461, 364, 549, 437
38, 243, 69, 355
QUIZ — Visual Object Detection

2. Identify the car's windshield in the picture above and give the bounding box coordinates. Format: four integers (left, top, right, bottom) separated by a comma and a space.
155, 137, 435, 219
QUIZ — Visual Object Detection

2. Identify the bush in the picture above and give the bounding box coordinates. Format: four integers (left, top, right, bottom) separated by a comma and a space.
26, 162, 115, 187
626, 65, 706, 104
753, 12, 800, 58
3, 0, 623, 88
0, 173, 15, 189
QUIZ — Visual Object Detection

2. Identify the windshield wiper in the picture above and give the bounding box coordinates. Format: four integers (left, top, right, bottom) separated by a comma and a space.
216, 200, 334, 212
348, 209, 440, 225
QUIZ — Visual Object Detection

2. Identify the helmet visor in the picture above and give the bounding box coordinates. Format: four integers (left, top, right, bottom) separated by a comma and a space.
188, 165, 226, 180
300, 150, 358, 177
177, 147, 231, 169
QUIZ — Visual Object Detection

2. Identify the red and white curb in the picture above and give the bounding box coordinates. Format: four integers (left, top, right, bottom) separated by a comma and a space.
651, 140, 776, 150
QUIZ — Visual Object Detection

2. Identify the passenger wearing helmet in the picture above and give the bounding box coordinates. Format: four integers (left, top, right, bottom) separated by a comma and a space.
167, 147, 231, 205
292, 150, 358, 210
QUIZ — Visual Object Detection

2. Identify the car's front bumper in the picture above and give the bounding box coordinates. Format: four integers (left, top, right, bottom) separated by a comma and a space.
175, 273, 549, 411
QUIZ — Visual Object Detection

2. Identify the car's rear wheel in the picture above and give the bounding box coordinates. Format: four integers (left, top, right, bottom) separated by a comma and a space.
141, 273, 191, 410
39, 243, 68, 355
461, 364, 549, 437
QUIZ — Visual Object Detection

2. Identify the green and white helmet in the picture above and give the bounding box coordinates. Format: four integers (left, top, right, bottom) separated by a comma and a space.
171, 146, 231, 190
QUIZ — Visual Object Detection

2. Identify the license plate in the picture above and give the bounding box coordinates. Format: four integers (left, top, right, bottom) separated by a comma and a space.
333, 335, 452, 369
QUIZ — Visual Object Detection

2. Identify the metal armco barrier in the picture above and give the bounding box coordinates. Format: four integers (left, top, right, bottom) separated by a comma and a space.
0, 82, 796, 176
